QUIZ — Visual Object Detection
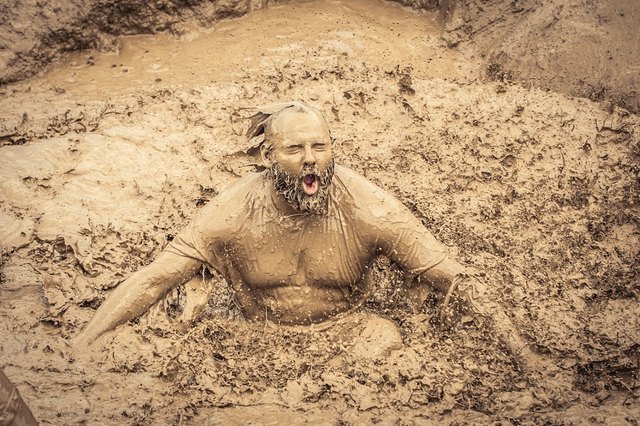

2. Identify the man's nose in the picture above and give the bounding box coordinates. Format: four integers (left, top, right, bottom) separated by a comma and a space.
302, 145, 316, 165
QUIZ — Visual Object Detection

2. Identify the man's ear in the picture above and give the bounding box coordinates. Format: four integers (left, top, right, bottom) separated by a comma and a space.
260, 143, 273, 168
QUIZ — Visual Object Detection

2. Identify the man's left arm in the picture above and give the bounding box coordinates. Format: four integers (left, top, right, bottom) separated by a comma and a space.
373, 196, 545, 369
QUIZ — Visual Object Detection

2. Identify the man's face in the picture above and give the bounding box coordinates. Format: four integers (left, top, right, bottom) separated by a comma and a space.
265, 110, 335, 214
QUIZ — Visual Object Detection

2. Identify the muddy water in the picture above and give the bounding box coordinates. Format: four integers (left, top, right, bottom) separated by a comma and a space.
38, 0, 465, 99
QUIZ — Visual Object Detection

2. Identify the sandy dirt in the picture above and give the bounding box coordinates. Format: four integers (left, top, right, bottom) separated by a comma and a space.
441, 0, 640, 113
1, 0, 639, 424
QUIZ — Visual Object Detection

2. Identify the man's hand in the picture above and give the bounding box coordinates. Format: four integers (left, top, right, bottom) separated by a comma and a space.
74, 251, 201, 346
443, 274, 555, 373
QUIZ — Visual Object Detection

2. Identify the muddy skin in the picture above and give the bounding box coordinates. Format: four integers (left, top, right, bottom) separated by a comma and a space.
270, 159, 335, 214
78, 102, 444, 340
262, 103, 337, 214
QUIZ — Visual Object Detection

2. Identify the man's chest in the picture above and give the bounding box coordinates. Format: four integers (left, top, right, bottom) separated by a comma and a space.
227, 218, 372, 288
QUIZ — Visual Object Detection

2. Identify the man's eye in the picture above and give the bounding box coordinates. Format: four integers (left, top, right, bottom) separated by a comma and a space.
286, 146, 302, 154
313, 144, 326, 151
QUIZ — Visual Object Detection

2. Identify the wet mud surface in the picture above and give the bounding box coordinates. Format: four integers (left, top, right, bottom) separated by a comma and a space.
447, 0, 640, 113
1, 0, 639, 424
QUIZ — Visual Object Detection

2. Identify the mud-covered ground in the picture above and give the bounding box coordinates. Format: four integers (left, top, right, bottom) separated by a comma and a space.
1, 0, 639, 424
441, 0, 640, 113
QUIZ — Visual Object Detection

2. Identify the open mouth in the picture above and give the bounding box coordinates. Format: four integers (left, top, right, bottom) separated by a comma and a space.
302, 174, 318, 196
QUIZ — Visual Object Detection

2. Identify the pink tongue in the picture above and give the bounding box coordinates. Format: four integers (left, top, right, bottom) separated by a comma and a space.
304, 175, 315, 186
302, 175, 318, 195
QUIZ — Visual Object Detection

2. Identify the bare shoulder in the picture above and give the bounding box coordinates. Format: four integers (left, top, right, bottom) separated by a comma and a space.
190, 172, 267, 233
333, 165, 406, 220
332, 165, 443, 258
167, 172, 267, 260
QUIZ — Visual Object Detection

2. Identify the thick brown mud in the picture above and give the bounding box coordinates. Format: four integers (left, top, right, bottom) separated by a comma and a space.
443, 0, 640, 113
0, 0, 639, 424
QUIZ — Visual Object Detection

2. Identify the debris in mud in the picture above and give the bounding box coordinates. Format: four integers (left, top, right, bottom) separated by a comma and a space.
1, 0, 639, 424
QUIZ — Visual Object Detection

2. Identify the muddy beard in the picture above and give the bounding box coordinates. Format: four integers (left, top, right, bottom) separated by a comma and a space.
269, 159, 335, 214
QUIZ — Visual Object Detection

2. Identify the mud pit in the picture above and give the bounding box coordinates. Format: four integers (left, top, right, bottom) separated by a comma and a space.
1, 0, 639, 424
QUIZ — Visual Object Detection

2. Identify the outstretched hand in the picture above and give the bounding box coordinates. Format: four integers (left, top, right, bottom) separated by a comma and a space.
442, 275, 568, 378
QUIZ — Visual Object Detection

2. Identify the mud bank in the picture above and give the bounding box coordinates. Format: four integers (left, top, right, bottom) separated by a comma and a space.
2, 0, 639, 113
0, 0, 269, 85
442, 0, 640, 113
0, 0, 443, 86
1, 0, 639, 424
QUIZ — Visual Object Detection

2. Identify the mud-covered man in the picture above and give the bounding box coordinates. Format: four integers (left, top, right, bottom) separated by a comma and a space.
75, 101, 539, 366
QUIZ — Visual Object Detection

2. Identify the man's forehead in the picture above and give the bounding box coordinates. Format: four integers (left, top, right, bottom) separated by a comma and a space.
269, 108, 331, 141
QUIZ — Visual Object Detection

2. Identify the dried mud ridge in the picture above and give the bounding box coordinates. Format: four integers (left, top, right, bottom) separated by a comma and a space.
1, 0, 639, 113
1, 52, 639, 423
0, 0, 263, 84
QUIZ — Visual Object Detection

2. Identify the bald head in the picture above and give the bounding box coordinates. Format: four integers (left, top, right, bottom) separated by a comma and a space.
262, 103, 332, 152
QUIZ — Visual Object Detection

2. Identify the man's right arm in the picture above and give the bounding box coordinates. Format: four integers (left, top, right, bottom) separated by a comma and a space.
72, 174, 253, 347
73, 250, 201, 347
